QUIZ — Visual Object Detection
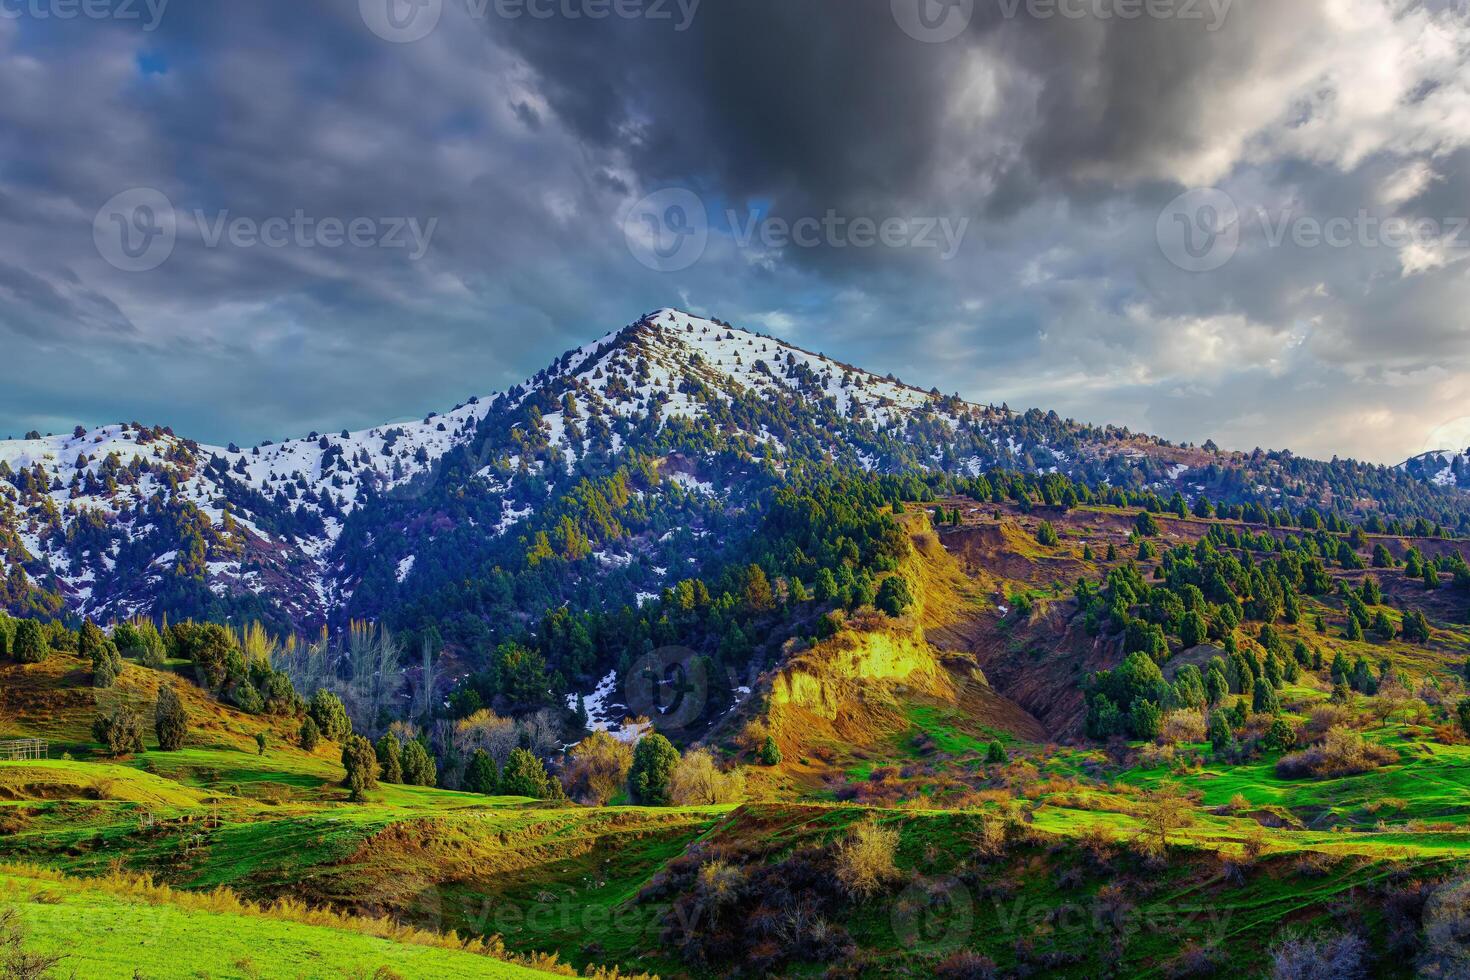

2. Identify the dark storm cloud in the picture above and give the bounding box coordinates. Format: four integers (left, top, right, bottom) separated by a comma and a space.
0, 0, 1466, 462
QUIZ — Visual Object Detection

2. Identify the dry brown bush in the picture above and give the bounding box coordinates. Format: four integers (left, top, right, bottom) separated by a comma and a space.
1159, 709, 1207, 745
834, 819, 902, 899
1276, 726, 1397, 779
668, 748, 746, 805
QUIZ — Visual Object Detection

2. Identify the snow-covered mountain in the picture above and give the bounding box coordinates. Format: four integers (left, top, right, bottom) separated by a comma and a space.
1400, 448, 1470, 491
1, 307, 1463, 632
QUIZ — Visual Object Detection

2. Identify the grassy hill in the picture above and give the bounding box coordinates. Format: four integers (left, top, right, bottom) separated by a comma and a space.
3, 499, 1470, 976
0, 862, 562, 979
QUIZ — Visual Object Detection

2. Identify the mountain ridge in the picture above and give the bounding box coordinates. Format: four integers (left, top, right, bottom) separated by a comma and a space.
1, 307, 1466, 632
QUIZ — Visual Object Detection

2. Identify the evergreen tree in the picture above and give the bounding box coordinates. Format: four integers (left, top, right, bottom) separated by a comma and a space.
92, 705, 144, 756
628, 732, 679, 804
341, 735, 379, 802
299, 715, 321, 752
375, 734, 403, 783
401, 739, 437, 787
875, 576, 913, 617
1252, 681, 1280, 715
154, 684, 188, 751
1130, 698, 1163, 740
465, 748, 499, 795
501, 747, 554, 798
308, 690, 351, 742
12, 620, 48, 664
758, 735, 782, 766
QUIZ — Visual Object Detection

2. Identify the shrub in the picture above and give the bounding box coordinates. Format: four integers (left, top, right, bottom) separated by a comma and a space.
154, 684, 188, 751
985, 740, 1007, 764
113, 621, 166, 667
500, 748, 557, 799
464, 748, 499, 795
1159, 709, 1207, 746
307, 690, 351, 742
228, 682, 264, 715
1268, 930, 1366, 979
0, 907, 64, 979
92, 705, 145, 757
1131, 699, 1163, 740
1302, 704, 1353, 741
1276, 726, 1396, 779
12, 620, 48, 664
562, 730, 632, 805
375, 734, 403, 783
629, 733, 679, 804
1035, 522, 1059, 547
669, 748, 747, 805
340, 735, 379, 801
298, 716, 321, 752
935, 951, 997, 979
834, 819, 901, 899
1135, 781, 1193, 854
1263, 719, 1297, 752
400, 739, 437, 787
875, 575, 914, 617
1420, 877, 1470, 976
971, 816, 1007, 858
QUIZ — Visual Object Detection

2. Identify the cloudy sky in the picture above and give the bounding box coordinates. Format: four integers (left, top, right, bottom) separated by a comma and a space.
2, 0, 1469, 463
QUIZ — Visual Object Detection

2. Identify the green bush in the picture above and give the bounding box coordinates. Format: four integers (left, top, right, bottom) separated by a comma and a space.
501, 748, 556, 799
341, 735, 379, 802
93, 705, 145, 757
13, 620, 48, 664
298, 716, 321, 752
154, 685, 188, 751
375, 734, 403, 783
629, 732, 679, 804
308, 690, 351, 742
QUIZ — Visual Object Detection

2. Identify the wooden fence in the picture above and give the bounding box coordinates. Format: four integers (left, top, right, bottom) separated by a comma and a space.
0, 738, 48, 761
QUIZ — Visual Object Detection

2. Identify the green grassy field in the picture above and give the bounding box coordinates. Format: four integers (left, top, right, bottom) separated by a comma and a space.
0, 864, 556, 979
